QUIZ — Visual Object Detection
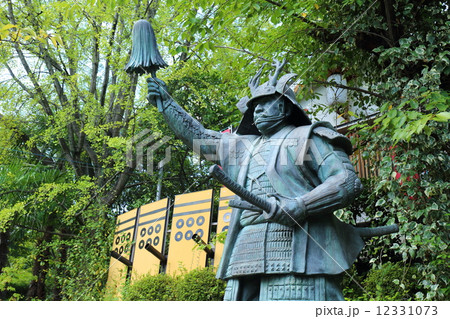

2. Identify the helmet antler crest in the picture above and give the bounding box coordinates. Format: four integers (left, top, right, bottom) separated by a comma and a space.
268, 59, 287, 87
248, 63, 267, 94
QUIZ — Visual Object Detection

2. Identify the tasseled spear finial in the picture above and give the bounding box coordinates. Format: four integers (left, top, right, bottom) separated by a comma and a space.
124, 19, 167, 77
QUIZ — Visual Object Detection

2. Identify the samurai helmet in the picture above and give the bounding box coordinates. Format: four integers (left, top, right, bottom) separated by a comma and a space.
236, 59, 311, 135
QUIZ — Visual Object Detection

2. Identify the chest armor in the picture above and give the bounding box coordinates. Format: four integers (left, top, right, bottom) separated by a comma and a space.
226, 138, 294, 278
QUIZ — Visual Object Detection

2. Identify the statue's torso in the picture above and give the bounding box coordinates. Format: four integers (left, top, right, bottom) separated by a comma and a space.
225, 136, 306, 278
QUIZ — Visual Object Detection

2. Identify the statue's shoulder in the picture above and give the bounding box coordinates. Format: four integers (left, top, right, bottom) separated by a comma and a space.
286, 122, 353, 155
310, 122, 353, 155
312, 122, 343, 139
288, 122, 335, 138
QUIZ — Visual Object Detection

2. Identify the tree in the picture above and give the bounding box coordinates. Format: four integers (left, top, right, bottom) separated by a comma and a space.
0, 0, 238, 300
0, 0, 165, 300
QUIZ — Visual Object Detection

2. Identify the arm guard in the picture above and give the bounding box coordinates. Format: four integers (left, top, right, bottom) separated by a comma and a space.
299, 133, 363, 217
158, 98, 222, 159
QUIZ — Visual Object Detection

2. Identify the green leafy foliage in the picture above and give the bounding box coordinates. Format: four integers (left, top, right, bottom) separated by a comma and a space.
121, 267, 226, 301
342, 262, 421, 301
361, 125, 449, 300
0, 0, 152, 300
173, 267, 226, 301
121, 273, 176, 301
0, 255, 35, 300
361, 262, 420, 301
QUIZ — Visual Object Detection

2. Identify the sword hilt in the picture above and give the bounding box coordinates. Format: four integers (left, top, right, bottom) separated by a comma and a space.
229, 199, 263, 212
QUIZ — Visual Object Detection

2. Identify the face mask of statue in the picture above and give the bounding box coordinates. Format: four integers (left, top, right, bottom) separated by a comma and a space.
253, 95, 291, 136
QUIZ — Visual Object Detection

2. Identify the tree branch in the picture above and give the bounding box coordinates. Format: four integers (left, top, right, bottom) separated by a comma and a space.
0, 190, 35, 196
3, 63, 33, 95
82, 139, 100, 177
74, 169, 124, 217
7, 2, 53, 117
40, 50, 83, 175
7, 1, 81, 175
100, 12, 119, 107
215, 45, 270, 62
25, 44, 68, 75
312, 80, 386, 100
109, 73, 138, 138
101, 167, 134, 207
15, 130, 57, 166
15, 224, 77, 238
89, 23, 100, 97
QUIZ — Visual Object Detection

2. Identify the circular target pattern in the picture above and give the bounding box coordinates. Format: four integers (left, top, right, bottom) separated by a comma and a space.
223, 213, 231, 222
176, 219, 184, 229
140, 228, 146, 237
196, 216, 205, 226
115, 237, 120, 245
221, 226, 229, 232
146, 238, 152, 247
147, 226, 154, 236
174, 231, 183, 242
186, 217, 195, 227
185, 230, 193, 240
155, 224, 161, 233
120, 235, 125, 243
126, 232, 131, 240
153, 236, 160, 246
195, 229, 204, 238
119, 246, 124, 254
138, 240, 145, 249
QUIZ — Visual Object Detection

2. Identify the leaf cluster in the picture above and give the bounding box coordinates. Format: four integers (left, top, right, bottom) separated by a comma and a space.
121, 267, 226, 301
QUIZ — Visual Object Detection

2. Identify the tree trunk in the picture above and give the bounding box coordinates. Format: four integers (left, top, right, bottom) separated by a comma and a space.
0, 231, 9, 272
0, 231, 10, 300
51, 243, 68, 301
26, 226, 53, 300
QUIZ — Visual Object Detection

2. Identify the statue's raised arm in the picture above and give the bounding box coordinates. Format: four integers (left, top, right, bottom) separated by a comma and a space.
147, 78, 222, 159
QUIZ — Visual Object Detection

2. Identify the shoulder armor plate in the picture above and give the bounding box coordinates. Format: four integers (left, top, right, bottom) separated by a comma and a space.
312, 126, 353, 155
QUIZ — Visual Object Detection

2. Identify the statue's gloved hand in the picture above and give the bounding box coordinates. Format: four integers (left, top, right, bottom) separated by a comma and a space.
267, 195, 307, 227
147, 77, 169, 106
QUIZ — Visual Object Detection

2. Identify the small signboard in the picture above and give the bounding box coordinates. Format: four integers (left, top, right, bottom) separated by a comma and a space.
166, 189, 213, 275
105, 208, 138, 295
131, 198, 169, 281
